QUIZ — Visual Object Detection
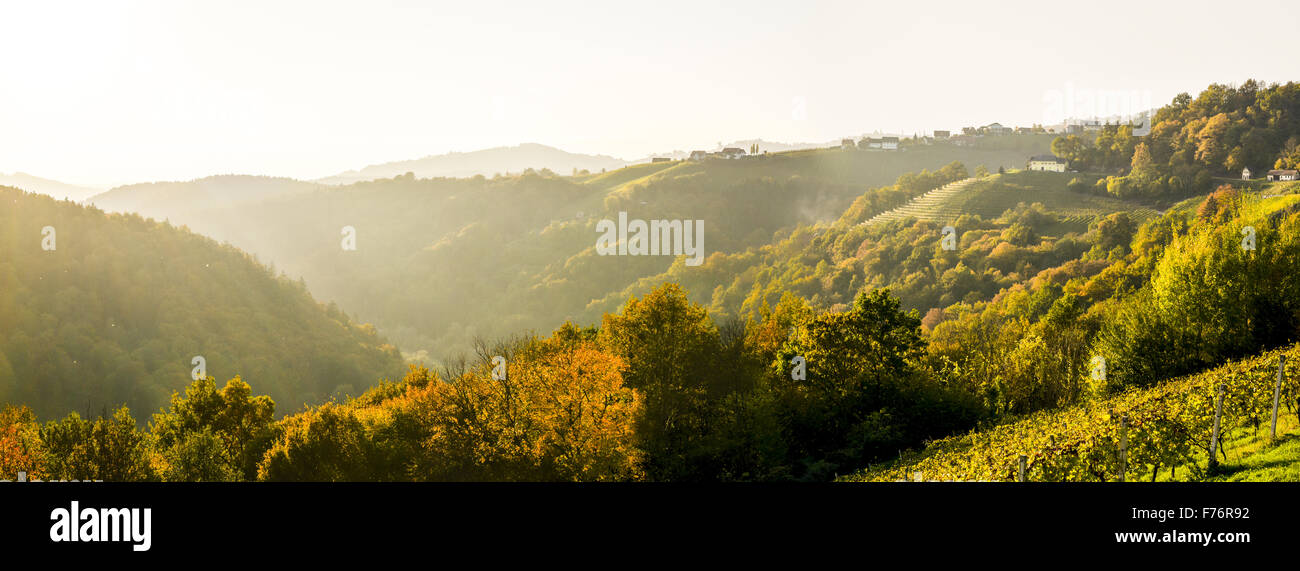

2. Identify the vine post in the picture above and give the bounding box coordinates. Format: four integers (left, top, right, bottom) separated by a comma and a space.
1209, 383, 1226, 473
1271, 355, 1286, 441
1119, 414, 1128, 482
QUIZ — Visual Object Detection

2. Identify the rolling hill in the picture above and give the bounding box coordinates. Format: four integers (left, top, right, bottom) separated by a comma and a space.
0, 172, 101, 203
0, 186, 405, 419
588, 168, 1162, 328
315, 143, 630, 185
78, 144, 1054, 360
86, 175, 325, 223
864, 171, 1160, 228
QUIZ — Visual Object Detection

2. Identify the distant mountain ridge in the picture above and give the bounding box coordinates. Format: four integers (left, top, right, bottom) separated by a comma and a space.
87, 175, 324, 222
634, 139, 840, 161
0, 172, 101, 202
80, 140, 875, 223
315, 143, 630, 185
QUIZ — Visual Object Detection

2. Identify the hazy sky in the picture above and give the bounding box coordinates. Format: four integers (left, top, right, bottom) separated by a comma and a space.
1, 0, 1297, 187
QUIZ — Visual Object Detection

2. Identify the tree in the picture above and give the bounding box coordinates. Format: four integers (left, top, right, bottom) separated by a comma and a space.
599, 283, 721, 480
412, 334, 642, 481
1051, 135, 1090, 168
0, 405, 45, 479
40, 407, 154, 481
1130, 142, 1158, 181
1095, 212, 1137, 253
257, 403, 376, 481
151, 376, 276, 480
775, 289, 978, 476
1096, 211, 1300, 388
1195, 113, 1232, 169
160, 428, 240, 482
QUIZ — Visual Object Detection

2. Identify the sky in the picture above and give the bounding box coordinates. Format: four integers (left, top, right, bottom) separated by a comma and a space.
1, 0, 1297, 187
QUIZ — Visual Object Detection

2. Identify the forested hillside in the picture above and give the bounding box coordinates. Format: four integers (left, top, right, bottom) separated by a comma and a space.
0, 187, 405, 418
86, 144, 1045, 360
1053, 80, 1300, 201
604, 168, 1157, 324
8, 175, 1299, 481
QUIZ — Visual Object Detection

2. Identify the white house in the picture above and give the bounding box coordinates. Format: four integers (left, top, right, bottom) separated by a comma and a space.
881, 136, 899, 150
689, 150, 709, 161
1027, 154, 1067, 172
718, 147, 746, 159
985, 123, 1011, 136
1242, 167, 1252, 180
1268, 169, 1299, 181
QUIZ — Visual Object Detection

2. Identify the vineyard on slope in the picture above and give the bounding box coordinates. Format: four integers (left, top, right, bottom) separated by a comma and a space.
847, 344, 1300, 482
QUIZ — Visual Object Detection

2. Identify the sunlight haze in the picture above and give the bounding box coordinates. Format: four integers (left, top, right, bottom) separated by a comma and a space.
1, 0, 1295, 186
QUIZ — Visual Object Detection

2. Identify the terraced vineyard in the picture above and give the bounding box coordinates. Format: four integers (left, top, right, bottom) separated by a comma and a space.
862, 171, 1160, 227
862, 177, 977, 225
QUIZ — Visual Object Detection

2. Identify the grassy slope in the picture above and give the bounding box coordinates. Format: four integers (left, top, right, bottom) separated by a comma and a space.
1151, 408, 1300, 481
868, 170, 1159, 231
1161, 180, 1300, 219
582, 160, 682, 190
1209, 434, 1300, 481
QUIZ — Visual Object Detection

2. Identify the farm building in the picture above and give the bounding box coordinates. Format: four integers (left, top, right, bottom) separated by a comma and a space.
1027, 154, 1067, 172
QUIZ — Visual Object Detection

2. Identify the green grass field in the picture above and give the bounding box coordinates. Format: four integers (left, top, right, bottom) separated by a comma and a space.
865, 170, 1159, 231
585, 143, 1056, 197
1154, 179, 1300, 220
582, 160, 682, 190
1149, 411, 1300, 482
1210, 435, 1300, 481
